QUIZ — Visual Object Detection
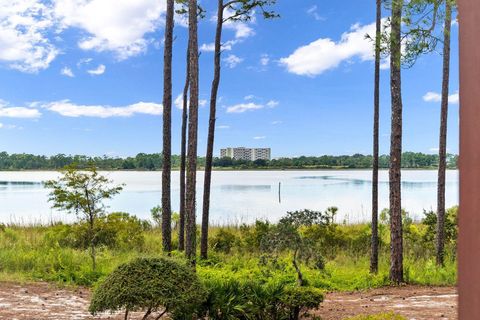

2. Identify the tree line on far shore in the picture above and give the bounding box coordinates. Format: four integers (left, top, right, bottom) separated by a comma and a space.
0, 151, 457, 171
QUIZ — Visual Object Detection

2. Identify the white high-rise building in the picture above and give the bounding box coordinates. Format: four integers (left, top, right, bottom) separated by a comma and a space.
220, 147, 271, 161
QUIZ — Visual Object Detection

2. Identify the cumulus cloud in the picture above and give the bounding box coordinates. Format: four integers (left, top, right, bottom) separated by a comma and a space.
173, 94, 207, 110
87, 64, 106, 75
271, 120, 283, 125
44, 100, 163, 118
224, 54, 243, 68
0, 1, 58, 73
222, 9, 255, 39
423, 91, 459, 104
226, 99, 278, 114
61, 67, 74, 77
0, 100, 41, 118
253, 136, 266, 140
217, 125, 230, 129
280, 21, 386, 76
54, 0, 167, 59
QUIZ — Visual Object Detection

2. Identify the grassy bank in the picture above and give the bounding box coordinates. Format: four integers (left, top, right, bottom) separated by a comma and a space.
0, 208, 457, 290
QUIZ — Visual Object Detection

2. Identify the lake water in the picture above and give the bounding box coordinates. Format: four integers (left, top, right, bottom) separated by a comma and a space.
0, 170, 458, 224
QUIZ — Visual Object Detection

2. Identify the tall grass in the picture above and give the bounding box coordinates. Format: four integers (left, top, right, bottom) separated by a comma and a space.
0, 220, 457, 289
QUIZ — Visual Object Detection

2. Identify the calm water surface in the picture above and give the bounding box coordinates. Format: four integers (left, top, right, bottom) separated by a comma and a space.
0, 170, 458, 224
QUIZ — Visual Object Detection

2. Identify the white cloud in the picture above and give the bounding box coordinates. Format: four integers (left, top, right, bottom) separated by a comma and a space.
280, 21, 383, 76
266, 100, 279, 108
226, 99, 279, 114
0, 100, 41, 118
200, 43, 215, 52
306, 5, 324, 21
423, 91, 459, 104
224, 54, 243, 68
87, 64, 106, 75
260, 54, 270, 66
222, 9, 255, 40
54, 0, 167, 59
271, 120, 283, 125
77, 57, 93, 67
200, 40, 236, 52
0, 1, 59, 73
253, 136, 266, 140
227, 102, 263, 113
44, 100, 163, 118
173, 94, 207, 110
217, 125, 230, 129
61, 67, 74, 77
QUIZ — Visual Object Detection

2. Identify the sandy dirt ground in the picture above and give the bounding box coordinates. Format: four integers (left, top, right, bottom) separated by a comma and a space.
315, 285, 457, 320
0, 282, 457, 319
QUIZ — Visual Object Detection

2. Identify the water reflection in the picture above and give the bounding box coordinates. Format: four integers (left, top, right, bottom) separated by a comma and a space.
220, 185, 272, 192
0, 170, 458, 224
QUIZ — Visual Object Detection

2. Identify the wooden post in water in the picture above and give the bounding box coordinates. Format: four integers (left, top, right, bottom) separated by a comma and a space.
278, 182, 281, 203
458, 0, 480, 318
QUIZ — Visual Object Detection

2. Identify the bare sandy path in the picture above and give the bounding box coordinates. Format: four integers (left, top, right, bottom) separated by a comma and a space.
0, 282, 457, 319
315, 285, 457, 320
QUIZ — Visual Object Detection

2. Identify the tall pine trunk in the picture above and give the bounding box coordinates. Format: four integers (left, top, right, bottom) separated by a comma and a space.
389, 0, 404, 284
436, 0, 452, 266
186, 0, 200, 266
161, 0, 174, 253
370, 0, 381, 274
201, 0, 224, 260
179, 45, 190, 252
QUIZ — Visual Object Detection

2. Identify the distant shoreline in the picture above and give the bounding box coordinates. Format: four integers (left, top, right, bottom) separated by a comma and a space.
0, 167, 458, 172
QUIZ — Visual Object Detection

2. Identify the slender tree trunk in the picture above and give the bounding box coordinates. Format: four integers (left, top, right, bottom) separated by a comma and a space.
436, 0, 452, 266
161, 0, 174, 254
389, 0, 404, 284
179, 45, 190, 252
201, 0, 224, 260
186, 0, 200, 266
370, 0, 381, 275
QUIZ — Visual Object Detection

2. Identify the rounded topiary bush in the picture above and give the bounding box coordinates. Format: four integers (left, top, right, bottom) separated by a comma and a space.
89, 257, 205, 319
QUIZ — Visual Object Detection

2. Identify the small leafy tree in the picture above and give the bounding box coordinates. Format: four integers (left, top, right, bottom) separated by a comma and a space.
265, 209, 336, 287
44, 164, 123, 271
89, 257, 205, 319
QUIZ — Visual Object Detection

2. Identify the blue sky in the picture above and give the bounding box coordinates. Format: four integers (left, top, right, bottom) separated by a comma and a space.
0, 0, 459, 158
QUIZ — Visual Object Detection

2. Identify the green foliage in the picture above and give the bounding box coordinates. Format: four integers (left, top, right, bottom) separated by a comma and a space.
89, 257, 205, 318
44, 165, 124, 271
150, 205, 162, 227
43, 213, 147, 251
0, 151, 458, 170
211, 229, 238, 253
346, 312, 406, 320
0, 207, 459, 291
280, 286, 324, 319
200, 277, 323, 320
44, 165, 124, 219
422, 206, 458, 243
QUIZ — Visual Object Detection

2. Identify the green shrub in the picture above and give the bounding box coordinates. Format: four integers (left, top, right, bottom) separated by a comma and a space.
89, 257, 205, 319
44, 213, 147, 251
201, 277, 323, 320
210, 229, 237, 253
280, 286, 324, 319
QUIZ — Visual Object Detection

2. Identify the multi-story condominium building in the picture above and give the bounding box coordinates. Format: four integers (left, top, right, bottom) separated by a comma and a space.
220, 147, 271, 161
